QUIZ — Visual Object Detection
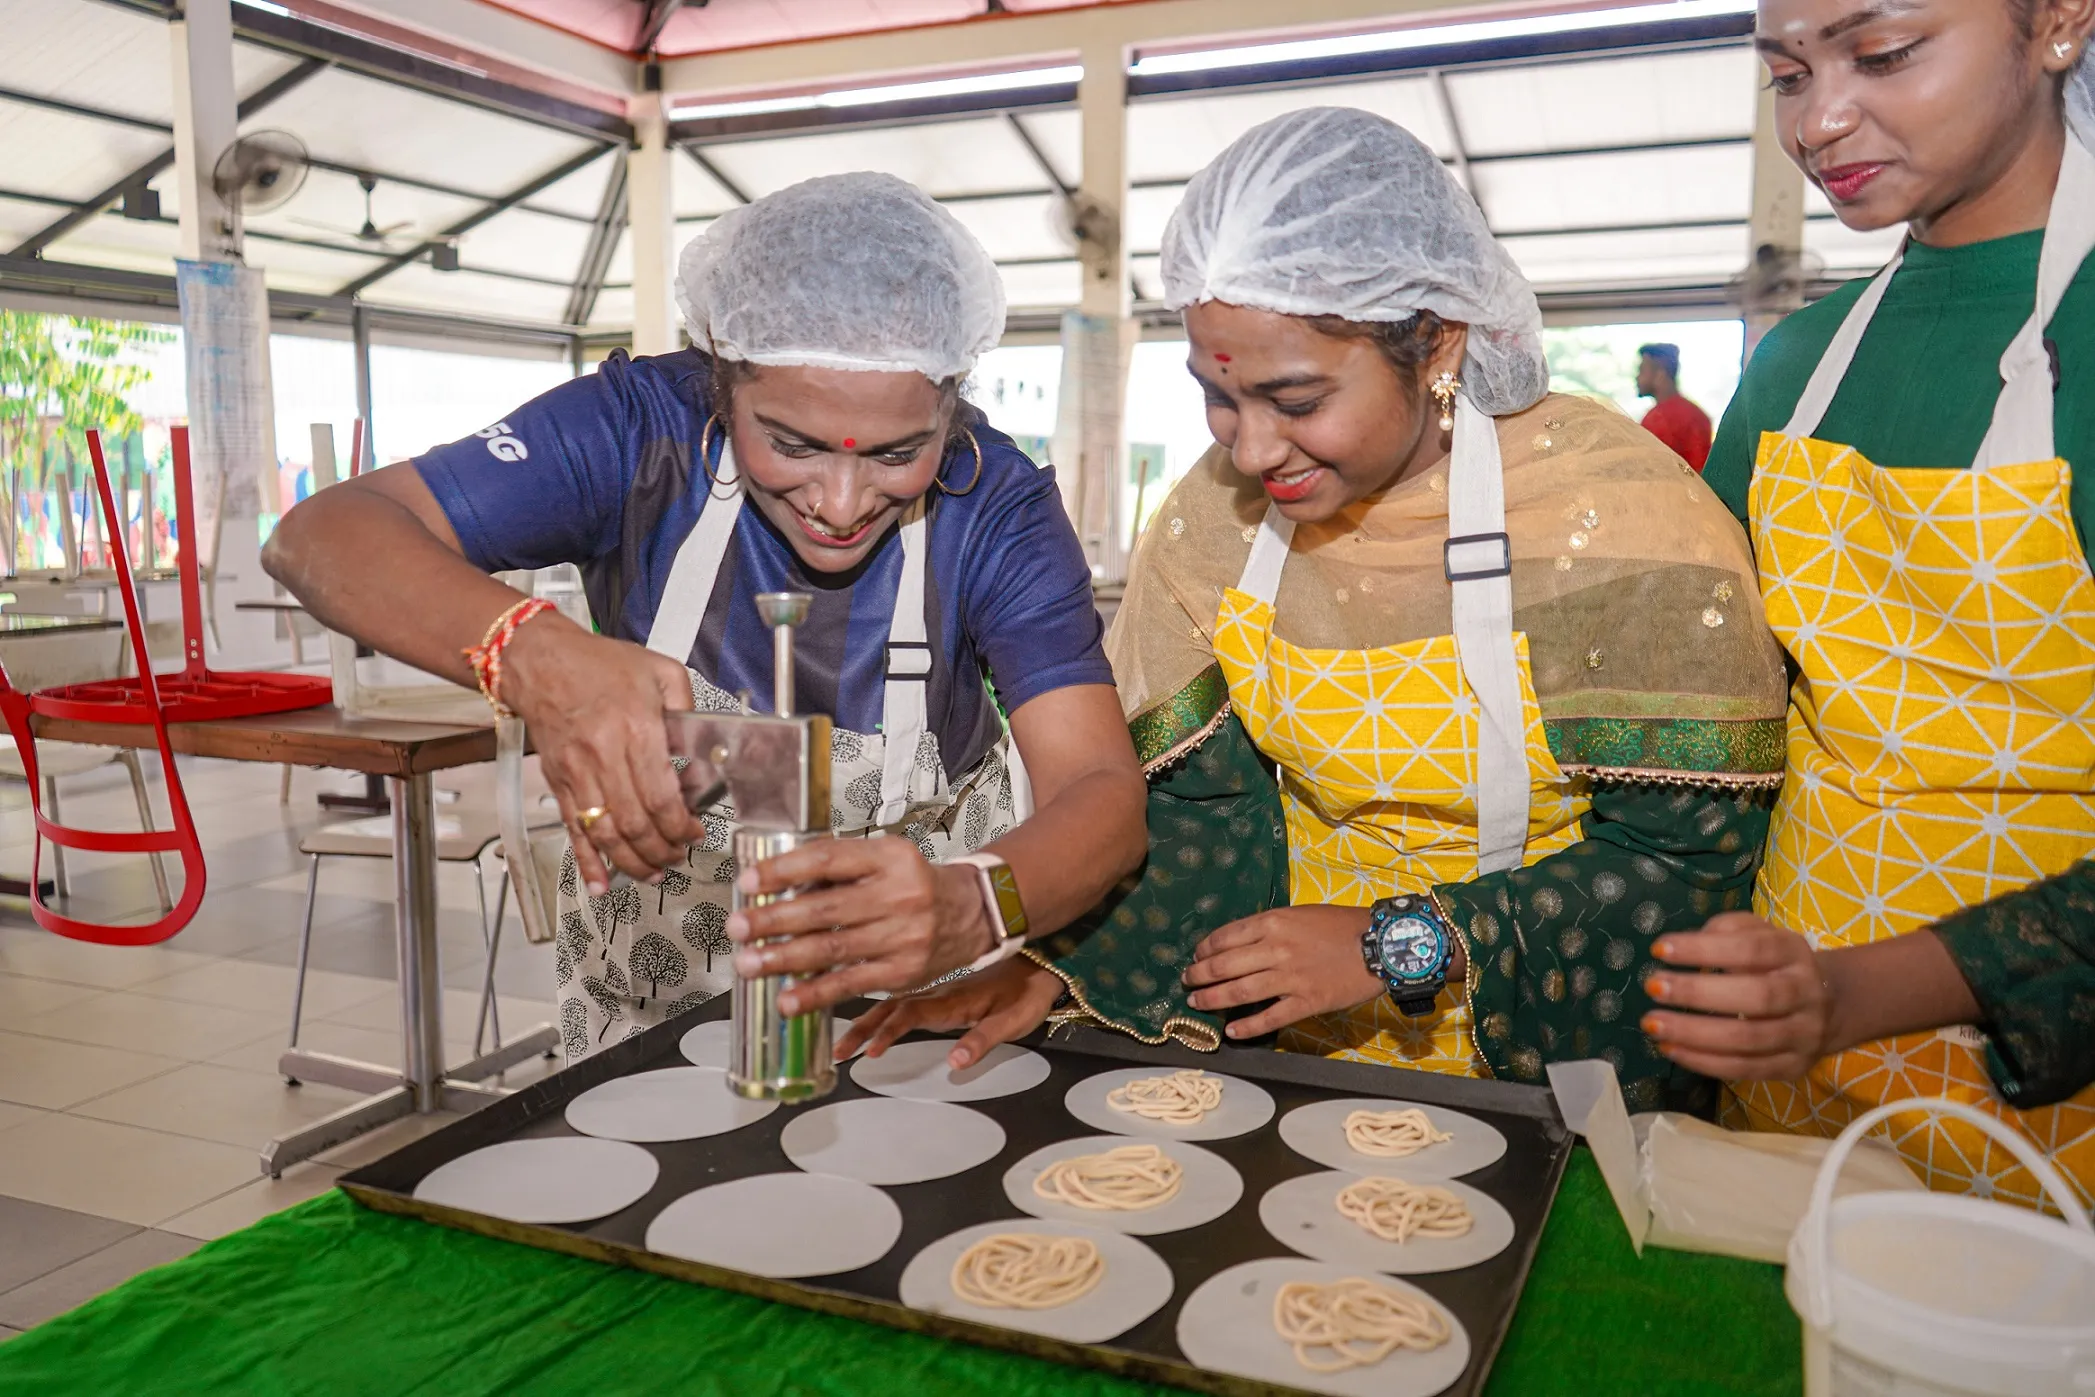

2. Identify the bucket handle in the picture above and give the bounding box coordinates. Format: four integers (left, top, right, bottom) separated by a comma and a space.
1798, 1096, 2092, 1328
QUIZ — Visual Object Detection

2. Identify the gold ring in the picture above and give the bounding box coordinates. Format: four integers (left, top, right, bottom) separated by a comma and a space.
576, 806, 608, 831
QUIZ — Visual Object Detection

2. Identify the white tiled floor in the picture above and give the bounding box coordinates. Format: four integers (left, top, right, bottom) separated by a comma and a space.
0, 757, 560, 1335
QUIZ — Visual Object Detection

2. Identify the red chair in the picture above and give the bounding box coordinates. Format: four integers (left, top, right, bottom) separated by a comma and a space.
0, 425, 332, 944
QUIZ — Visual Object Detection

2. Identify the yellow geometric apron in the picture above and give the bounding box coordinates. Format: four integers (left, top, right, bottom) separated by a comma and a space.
1211, 515, 1587, 1075
1729, 134, 2095, 1208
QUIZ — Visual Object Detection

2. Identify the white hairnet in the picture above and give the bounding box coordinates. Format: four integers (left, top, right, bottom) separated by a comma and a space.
1161, 107, 1548, 416
676, 171, 1005, 381
2071, 52, 2093, 151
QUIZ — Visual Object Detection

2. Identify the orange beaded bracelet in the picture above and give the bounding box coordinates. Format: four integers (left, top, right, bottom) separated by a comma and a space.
464, 597, 553, 717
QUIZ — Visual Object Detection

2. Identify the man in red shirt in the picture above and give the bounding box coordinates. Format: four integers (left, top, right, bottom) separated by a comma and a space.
1636, 342, 1713, 471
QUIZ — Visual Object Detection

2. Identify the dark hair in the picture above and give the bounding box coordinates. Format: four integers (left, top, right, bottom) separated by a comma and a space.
706, 353, 979, 456
1638, 342, 1681, 379
1301, 309, 1452, 391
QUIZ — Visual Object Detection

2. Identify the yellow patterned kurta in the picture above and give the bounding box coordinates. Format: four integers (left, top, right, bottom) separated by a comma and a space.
1211, 588, 1588, 1074
1731, 433, 2095, 1208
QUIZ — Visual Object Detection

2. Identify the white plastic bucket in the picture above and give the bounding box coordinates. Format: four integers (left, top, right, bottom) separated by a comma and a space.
1785, 1097, 2095, 1397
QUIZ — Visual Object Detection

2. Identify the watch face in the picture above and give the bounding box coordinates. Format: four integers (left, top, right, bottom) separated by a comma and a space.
1376, 915, 1445, 984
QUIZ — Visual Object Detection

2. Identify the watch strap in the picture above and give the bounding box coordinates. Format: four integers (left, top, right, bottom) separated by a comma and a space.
950, 852, 1027, 973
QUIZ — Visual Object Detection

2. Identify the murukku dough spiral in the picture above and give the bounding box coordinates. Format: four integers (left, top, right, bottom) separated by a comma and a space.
1032, 1144, 1184, 1211
1334, 1176, 1474, 1244
1343, 1107, 1452, 1158
951, 1233, 1105, 1310
1106, 1069, 1223, 1124
1273, 1276, 1453, 1372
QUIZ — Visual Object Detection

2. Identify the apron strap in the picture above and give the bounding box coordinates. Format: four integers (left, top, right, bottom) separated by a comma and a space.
1975, 130, 2095, 470
1781, 254, 1903, 441
876, 496, 932, 827
1446, 395, 1528, 878
1237, 505, 1296, 605
645, 441, 742, 666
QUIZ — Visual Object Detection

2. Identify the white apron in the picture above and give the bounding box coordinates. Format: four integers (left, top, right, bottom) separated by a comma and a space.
554, 444, 1030, 1060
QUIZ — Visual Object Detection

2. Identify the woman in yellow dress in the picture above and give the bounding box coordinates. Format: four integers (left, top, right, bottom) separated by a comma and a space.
845, 108, 1789, 1113
1647, 0, 2095, 1208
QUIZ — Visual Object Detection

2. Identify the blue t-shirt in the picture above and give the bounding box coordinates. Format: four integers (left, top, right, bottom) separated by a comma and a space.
415, 348, 1109, 780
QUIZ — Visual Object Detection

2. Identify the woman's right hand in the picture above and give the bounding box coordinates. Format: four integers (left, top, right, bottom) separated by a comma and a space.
502, 615, 700, 895
836, 957, 1065, 1071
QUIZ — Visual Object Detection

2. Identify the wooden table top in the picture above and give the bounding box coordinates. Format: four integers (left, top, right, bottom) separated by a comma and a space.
31, 704, 497, 777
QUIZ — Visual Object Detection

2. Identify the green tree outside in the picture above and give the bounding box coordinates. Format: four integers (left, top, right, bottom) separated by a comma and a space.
0, 311, 173, 573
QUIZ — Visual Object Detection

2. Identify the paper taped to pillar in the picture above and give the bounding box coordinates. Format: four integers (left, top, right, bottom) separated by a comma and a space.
1051, 309, 1136, 577
176, 258, 277, 565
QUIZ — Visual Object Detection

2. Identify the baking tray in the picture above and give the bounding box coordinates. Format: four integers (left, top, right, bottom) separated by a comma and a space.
341, 999, 1571, 1397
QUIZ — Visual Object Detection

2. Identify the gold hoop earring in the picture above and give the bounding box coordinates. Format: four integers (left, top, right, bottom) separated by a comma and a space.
936, 430, 984, 496
1430, 371, 1461, 434
698, 414, 736, 499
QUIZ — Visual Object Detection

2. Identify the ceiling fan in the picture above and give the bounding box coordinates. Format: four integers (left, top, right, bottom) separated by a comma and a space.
292, 172, 415, 247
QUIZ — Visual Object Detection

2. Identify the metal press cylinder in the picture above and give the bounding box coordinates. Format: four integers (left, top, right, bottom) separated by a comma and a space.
729, 825, 836, 1101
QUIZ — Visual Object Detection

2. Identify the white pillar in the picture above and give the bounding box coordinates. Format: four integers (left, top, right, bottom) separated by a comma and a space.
170, 0, 239, 263
628, 95, 679, 356
171, 0, 279, 663
1742, 80, 1806, 362
1052, 37, 1136, 582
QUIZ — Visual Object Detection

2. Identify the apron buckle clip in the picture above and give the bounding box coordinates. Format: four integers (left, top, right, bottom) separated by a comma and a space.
884, 640, 933, 681
1444, 531, 1512, 583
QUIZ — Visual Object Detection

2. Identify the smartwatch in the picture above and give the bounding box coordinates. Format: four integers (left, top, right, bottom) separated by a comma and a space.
1362, 893, 1453, 1017
950, 852, 1029, 973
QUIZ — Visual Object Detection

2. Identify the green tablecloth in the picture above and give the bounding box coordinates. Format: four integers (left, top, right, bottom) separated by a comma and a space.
0, 1149, 1800, 1396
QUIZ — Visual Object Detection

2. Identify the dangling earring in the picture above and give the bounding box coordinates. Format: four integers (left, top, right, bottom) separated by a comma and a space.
698, 414, 736, 499
935, 430, 985, 496
1430, 371, 1461, 434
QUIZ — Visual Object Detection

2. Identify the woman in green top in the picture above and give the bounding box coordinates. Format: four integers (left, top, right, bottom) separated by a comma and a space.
844, 109, 1790, 1115
1647, 0, 2095, 1206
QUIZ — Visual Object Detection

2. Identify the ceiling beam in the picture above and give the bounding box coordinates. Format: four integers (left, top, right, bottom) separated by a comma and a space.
231, 4, 632, 142
658, 0, 1529, 95
0, 250, 578, 347
10, 57, 326, 259
270, 0, 635, 98
563, 155, 628, 326
1003, 111, 1072, 196
637, 0, 691, 56
678, 146, 750, 204
334, 142, 612, 297
0, 84, 171, 134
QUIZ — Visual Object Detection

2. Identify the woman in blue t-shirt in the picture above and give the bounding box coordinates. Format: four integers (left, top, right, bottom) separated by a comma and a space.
264, 173, 1144, 1061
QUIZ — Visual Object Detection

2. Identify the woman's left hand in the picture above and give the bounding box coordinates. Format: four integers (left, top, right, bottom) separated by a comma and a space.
726, 839, 994, 1016
1642, 912, 1837, 1080
1182, 905, 1386, 1039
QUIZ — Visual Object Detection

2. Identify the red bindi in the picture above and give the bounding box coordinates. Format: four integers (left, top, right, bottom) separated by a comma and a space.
1213, 353, 1232, 363
842, 437, 856, 449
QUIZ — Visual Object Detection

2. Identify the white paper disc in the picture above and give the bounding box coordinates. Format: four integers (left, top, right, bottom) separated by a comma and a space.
1278, 1099, 1506, 1179
564, 1066, 779, 1142
1175, 1258, 1471, 1397
849, 1039, 1050, 1102
778, 1097, 1006, 1185
1003, 1135, 1243, 1236
645, 1172, 902, 1279
1259, 1171, 1515, 1274
413, 1138, 659, 1224
899, 1219, 1173, 1345
679, 1017, 859, 1070
1064, 1067, 1276, 1142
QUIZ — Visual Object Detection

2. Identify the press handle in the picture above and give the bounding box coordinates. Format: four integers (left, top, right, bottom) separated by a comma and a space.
754, 591, 810, 718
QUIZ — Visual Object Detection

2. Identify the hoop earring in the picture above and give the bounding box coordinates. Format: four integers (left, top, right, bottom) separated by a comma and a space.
698, 415, 736, 499
1429, 372, 1461, 434
936, 430, 984, 496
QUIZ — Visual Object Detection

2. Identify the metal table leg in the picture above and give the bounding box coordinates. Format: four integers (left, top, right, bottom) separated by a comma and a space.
393, 773, 445, 1113
261, 770, 558, 1176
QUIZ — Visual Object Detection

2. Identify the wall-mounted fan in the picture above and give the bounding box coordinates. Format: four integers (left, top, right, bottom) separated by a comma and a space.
210, 129, 310, 256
